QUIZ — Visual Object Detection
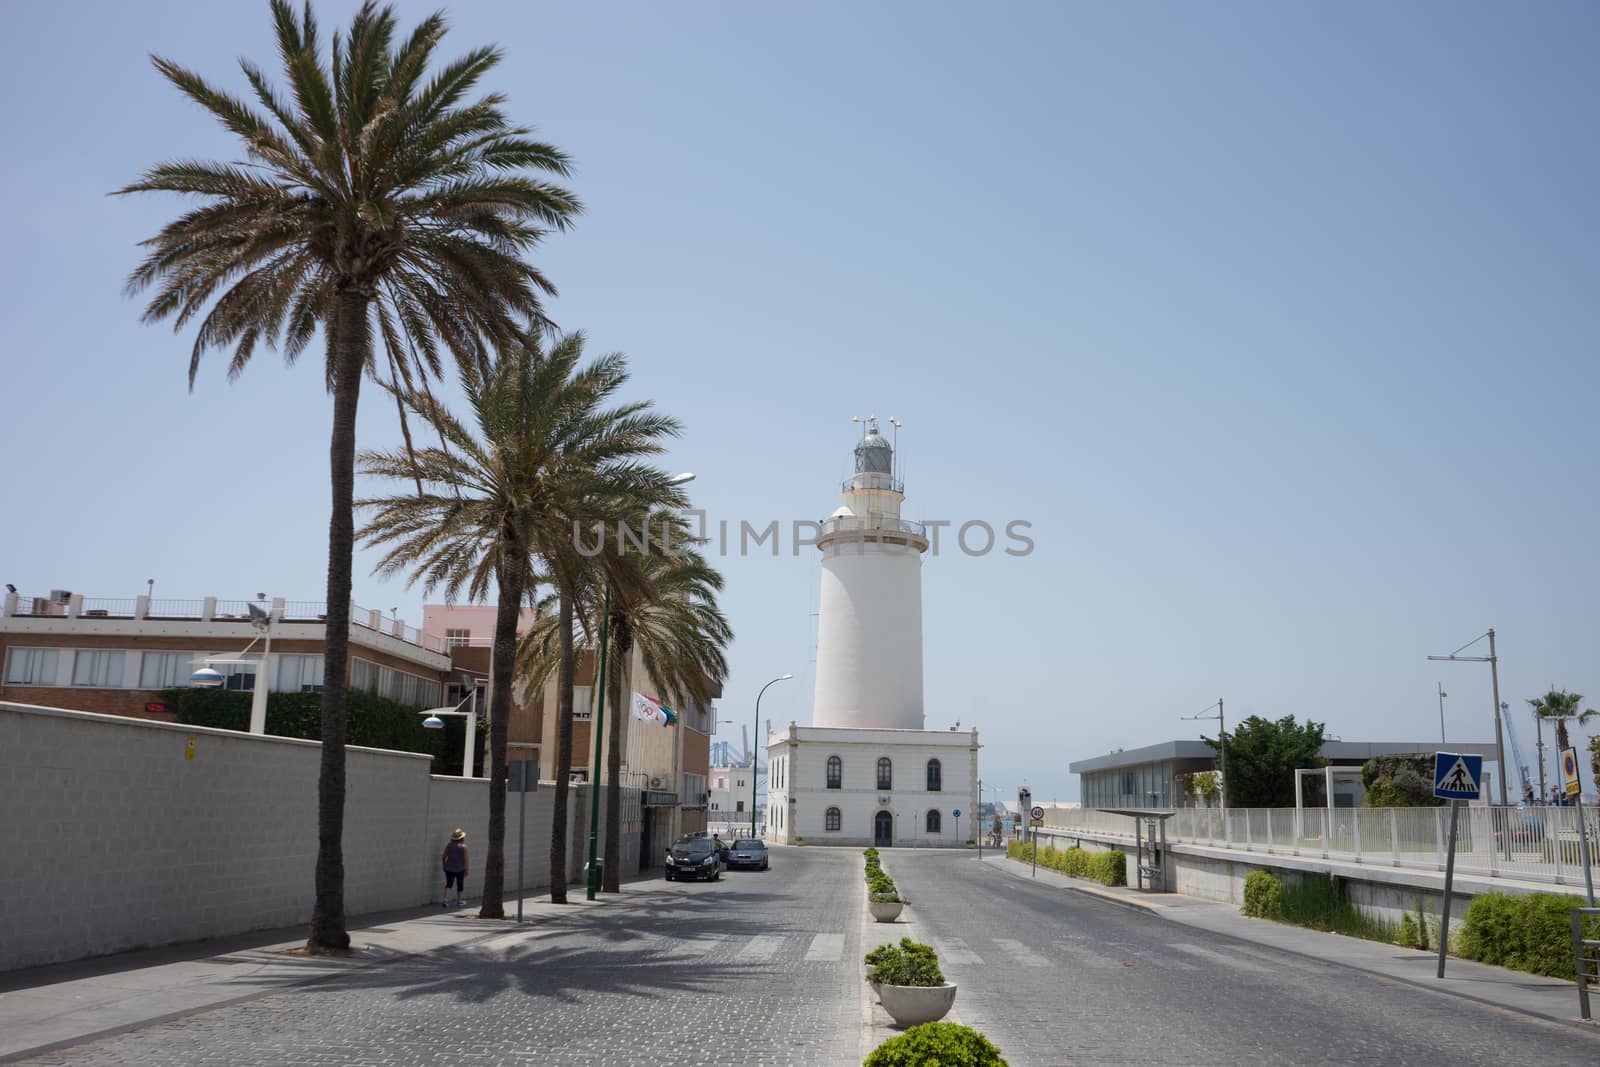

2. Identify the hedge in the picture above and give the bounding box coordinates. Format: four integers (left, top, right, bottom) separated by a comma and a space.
159, 687, 460, 773
1459, 891, 1600, 980
864, 1023, 1008, 1066
1006, 841, 1126, 887
1241, 871, 1284, 919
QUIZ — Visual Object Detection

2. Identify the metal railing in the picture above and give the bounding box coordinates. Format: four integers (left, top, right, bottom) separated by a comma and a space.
821, 516, 927, 539
281, 601, 327, 620
1042, 804, 1600, 888
1574, 907, 1600, 1021
77, 598, 138, 618
148, 599, 205, 618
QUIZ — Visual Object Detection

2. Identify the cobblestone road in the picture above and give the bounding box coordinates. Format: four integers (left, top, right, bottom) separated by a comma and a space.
887, 850, 1600, 1067
15, 847, 862, 1067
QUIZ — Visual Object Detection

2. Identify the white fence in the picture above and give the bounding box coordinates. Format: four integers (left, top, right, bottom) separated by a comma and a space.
1043, 804, 1600, 888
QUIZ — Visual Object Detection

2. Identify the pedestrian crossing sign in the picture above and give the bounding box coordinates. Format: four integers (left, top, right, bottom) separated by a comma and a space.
1433, 753, 1483, 800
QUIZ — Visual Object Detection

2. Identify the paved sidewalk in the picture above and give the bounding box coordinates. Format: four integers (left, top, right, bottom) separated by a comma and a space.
982, 852, 1594, 1028
0, 885, 656, 1063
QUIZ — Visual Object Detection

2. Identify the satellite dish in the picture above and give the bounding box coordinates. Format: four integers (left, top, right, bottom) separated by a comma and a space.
190, 667, 225, 689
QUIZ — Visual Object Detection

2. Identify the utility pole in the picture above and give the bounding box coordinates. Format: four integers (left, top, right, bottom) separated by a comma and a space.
1182, 699, 1227, 811
1534, 714, 1547, 803
1428, 629, 1509, 808
1437, 683, 1447, 744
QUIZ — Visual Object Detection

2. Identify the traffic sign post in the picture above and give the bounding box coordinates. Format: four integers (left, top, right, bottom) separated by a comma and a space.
1029, 805, 1045, 877
1561, 748, 1595, 906
1432, 752, 1482, 977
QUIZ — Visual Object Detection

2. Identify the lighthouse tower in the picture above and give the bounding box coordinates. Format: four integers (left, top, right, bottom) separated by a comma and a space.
812, 417, 930, 731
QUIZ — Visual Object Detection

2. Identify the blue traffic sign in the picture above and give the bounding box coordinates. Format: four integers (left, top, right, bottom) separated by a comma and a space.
1433, 753, 1483, 800
952, 809, 961, 818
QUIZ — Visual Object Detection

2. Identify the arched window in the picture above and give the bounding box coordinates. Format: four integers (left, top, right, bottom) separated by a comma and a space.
825, 807, 841, 831
926, 758, 942, 792
826, 755, 842, 789
877, 757, 893, 791
926, 809, 941, 833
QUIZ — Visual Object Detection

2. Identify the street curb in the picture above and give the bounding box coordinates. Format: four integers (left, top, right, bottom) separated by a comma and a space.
981, 853, 1600, 1034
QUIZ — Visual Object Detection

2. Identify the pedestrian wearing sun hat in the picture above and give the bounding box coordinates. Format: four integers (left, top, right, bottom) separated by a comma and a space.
441, 828, 468, 908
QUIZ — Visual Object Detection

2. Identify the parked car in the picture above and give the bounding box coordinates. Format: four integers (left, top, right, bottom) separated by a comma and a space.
724, 838, 769, 871
665, 835, 723, 881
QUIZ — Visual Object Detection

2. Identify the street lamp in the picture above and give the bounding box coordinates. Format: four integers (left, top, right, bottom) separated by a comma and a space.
419, 681, 480, 778
1437, 684, 1448, 744
585, 471, 696, 900
1428, 629, 1508, 807
189, 597, 275, 735
752, 674, 793, 837
1181, 699, 1227, 810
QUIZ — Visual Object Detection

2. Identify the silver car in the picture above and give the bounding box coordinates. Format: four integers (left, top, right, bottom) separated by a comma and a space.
724, 838, 770, 871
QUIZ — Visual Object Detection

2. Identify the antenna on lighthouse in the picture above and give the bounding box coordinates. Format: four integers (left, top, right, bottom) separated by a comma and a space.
888, 417, 902, 482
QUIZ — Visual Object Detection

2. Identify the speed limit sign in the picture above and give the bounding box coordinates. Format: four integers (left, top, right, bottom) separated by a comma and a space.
1030, 805, 1045, 823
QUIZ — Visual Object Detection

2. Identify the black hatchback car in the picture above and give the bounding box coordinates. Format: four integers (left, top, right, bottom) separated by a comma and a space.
664, 835, 723, 881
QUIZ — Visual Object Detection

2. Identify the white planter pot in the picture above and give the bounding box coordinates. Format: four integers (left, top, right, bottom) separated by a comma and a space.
868, 900, 905, 922
877, 983, 957, 1027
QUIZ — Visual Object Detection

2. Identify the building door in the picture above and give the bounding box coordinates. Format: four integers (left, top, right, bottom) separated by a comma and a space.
874, 810, 893, 847
640, 811, 654, 870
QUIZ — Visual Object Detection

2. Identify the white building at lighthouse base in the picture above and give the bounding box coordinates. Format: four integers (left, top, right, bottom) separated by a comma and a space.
765, 724, 980, 848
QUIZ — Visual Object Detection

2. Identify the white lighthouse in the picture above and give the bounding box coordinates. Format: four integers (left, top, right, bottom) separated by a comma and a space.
812, 418, 929, 730
764, 417, 979, 849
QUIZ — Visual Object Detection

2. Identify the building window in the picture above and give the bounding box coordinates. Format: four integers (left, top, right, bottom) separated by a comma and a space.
445, 628, 471, 649
736, 800, 745, 812
926, 758, 942, 792
877, 757, 893, 791
276, 654, 325, 693
571, 685, 593, 720
72, 650, 126, 688
825, 807, 841, 831
926, 810, 941, 834
5, 647, 60, 686
826, 755, 842, 789
139, 651, 197, 689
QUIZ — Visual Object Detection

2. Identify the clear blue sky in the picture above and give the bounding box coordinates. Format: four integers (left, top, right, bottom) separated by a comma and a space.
3, 1, 1597, 802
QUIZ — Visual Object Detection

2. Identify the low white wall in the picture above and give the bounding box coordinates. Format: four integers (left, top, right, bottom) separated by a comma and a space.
0, 702, 634, 972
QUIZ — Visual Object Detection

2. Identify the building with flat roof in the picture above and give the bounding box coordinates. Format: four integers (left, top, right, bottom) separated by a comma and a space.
1070, 739, 1501, 809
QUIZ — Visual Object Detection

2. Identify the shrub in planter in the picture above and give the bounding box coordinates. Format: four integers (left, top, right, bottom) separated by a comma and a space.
866, 938, 945, 987
870, 889, 908, 905
864, 1023, 1007, 1067
1241, 871, 1284, 919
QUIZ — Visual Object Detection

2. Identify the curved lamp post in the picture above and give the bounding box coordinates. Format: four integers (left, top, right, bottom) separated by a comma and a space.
189, 597, 275, 735
585, 472, 696, 900
419, 685, 480, 778
752, 674, 793, 837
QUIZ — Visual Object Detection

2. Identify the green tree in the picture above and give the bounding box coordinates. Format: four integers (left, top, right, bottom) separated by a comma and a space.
358, 334, 682, 913
1360, 755, 1444, 807
1205, 715, 1326, 808
1527, 688, 1597, 754
120, 1, 578, 950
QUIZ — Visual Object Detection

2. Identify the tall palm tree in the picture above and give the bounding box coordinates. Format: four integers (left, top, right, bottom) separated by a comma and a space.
1528, 688, 1598, 753
119, 1, 579, 950
358, 333, 682, 913
598, 518, 731, 892
520, 512, 731, 893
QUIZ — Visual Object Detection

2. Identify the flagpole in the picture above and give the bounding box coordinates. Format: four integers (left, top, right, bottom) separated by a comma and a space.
585, 584, 611, 901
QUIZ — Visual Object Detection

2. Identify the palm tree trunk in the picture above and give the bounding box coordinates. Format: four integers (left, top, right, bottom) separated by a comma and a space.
602, 620, 629, 893
479, 542, 523, 918
307, 287, 369, 953
548, 585, 576, 903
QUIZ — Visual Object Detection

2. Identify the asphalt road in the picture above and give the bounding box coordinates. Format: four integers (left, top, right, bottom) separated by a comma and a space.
886, 849, 1600, 1066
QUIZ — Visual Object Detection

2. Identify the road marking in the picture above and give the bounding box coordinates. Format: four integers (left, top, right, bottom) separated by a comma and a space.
991, 937, 1050, 967
933, 936, 984, 966
806, 933, 845, 962
665, 933, 724, 959
734, 934, 783, 962
1050, 940, 1123, 969
1170, 942, 1271, 973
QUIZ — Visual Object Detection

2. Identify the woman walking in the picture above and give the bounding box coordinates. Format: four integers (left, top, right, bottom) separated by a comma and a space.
442, 829, 469, 908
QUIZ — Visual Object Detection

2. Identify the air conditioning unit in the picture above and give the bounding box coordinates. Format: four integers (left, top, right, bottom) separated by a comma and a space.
648, 776, 668, 789
568, 770, 588, 783
49, 589, 72, 603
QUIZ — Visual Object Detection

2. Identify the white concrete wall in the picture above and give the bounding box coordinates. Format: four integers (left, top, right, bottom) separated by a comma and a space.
812, 547, 925, 731
0, 702, 625, 972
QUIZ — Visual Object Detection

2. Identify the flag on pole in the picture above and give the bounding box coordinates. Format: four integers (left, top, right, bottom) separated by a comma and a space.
632, 692, 677, 727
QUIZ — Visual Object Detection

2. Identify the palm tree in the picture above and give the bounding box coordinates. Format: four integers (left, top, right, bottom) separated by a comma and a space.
597, 517, 731, 892
519, 513, 731, 893
358, 333, 682, 913
119, 1, 579, 950
1528, 688, 1598, 753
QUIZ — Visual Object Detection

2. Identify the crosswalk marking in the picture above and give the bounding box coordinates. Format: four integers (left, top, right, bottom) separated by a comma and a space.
1049, 939, 1123, 970
734, 935, 783, 962
1170, 942, 1270, 974
805, 934, 845, 962
991, 937, 1050, 967
665, 933, 724, 959
934, 936, 984, 966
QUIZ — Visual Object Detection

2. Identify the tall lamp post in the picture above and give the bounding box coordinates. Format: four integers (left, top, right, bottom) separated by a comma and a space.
1437, 684, 1448, 744
585, 472, 696, 900
752, 674, 793, 837
1182, 699, 1227, 810
419, 682, 481, 778
1428, 629, 1508, 808
189, 596, 275, 735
